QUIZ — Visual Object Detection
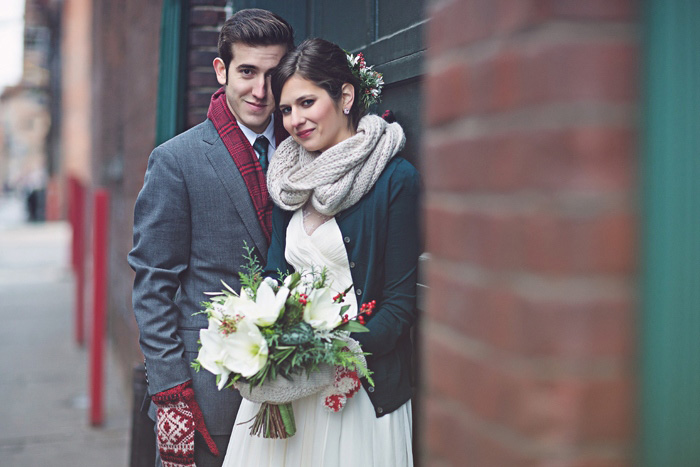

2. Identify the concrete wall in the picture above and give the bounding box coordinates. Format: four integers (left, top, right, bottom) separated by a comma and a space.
421, 1, 639, 465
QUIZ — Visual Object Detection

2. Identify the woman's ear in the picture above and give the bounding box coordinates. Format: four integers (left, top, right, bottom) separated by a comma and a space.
341, 83, 355, 112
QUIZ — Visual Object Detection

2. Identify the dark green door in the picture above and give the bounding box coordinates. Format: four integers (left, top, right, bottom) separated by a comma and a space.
640, 0, 700, 465
230, 0, 425, 166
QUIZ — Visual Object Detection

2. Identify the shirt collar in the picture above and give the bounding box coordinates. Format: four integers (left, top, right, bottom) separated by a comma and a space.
238, 114, 277, 151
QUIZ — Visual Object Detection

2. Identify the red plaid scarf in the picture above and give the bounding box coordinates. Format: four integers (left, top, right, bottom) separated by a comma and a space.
207, 88, 274, 242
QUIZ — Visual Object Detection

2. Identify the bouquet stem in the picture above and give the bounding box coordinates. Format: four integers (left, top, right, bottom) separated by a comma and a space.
248, 402, 296, 438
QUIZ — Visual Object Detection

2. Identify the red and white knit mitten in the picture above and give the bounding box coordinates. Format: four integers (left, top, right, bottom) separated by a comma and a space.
322, 366, 363, 412
151, 380, 219, 467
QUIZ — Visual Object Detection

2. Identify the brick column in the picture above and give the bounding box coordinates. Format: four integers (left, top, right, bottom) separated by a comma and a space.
421, 1, 639, 465
186, 0, 227, 128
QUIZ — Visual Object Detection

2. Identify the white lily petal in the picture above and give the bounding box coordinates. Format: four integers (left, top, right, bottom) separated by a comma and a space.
216, 370, 231, 391
303, 287, 343, 331
238, 281, 287, 327
220, 318, 268, 377
197, 324, 227, 376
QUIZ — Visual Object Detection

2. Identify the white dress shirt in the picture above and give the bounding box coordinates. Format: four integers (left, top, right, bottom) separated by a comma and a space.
238, 114, 277, 161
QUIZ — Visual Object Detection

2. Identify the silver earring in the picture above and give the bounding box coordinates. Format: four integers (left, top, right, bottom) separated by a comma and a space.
343, 108, 350, 115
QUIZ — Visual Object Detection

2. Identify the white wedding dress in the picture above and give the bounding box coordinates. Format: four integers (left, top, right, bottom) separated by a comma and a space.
222, 208, 413, 467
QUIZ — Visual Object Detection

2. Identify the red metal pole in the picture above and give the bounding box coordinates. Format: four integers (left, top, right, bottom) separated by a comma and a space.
72, 178, 86, 346
90, 189, 109, 426
68, 178, 76, 270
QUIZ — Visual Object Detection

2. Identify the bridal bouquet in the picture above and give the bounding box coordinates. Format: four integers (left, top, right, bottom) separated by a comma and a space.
193, 246, 374, 439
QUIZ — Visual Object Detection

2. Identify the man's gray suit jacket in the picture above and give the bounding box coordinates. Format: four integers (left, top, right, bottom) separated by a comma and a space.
128, 119, 269, 435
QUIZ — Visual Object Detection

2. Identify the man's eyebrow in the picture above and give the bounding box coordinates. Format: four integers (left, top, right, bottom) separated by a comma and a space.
236, 63, 258, 70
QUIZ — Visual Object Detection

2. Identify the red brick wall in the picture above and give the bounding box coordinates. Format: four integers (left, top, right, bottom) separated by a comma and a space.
85, 0, 231, 380
421, 1, 639, 465
64, 1, 234, 381
186, 0, 227, 128
89, 0, 164, 371
107, 0, 228, 373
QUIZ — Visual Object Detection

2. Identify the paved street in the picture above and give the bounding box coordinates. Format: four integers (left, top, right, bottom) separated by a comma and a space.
0, 195, 131, 466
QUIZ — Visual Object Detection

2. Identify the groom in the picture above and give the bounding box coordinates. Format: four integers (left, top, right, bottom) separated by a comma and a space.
128, 9, 294, 466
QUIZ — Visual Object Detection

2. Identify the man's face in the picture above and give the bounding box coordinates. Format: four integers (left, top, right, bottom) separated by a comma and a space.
214, 43, 287, 133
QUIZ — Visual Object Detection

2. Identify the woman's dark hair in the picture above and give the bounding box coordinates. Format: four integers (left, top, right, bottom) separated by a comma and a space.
271, 38, 363, 129
218, 9, 295, 76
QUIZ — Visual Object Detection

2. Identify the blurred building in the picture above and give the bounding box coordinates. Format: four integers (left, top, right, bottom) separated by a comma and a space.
0, 0, 61, 220
51, 0, 699, 466
0, 85, 48, 194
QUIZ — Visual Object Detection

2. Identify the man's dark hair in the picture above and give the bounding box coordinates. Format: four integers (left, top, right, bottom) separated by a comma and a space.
218, 9, 295, 76
271, 38, 364, 130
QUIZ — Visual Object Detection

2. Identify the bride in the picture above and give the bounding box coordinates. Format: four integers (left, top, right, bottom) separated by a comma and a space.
223, 37, 420, 467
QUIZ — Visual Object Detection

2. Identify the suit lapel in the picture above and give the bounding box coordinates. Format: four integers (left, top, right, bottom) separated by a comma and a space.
202, 121, 269, 256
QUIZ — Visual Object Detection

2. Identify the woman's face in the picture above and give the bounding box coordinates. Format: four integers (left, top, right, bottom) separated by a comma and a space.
278, 74, 354, 153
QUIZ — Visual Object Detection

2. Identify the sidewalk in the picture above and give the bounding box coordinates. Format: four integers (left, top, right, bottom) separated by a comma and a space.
0, 196, 131, 466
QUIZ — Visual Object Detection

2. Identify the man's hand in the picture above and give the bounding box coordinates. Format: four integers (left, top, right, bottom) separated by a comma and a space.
151, 380, 219, 466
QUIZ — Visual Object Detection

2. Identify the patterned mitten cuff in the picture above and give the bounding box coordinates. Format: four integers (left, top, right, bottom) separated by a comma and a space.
322, 366, 363, 412
152, 381, 219, 467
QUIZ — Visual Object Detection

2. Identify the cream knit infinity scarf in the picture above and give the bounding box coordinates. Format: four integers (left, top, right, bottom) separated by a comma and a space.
267, 114, 405, 216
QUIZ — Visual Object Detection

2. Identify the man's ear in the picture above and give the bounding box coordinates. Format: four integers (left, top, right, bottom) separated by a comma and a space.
341, 83, 355, 111
213, 57, 227, 86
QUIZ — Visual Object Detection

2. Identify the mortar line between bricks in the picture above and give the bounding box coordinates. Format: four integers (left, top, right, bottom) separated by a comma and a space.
429, 396, 633, 460
190, 26, 221, 31
426, 255, 635, 302
190, 5, 226, 11
425, 319, 631, 380
427, 102, 638, 139
425, 191, 636, 217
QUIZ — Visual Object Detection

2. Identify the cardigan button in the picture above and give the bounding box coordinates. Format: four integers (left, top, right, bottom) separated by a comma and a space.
349, 261, 356, 268
356, 289, 362, 296
376, 407, 383, 414
344, 236, 350, 244
367, 386, 375, 393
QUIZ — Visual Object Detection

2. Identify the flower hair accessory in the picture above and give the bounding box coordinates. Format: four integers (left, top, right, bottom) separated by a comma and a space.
346, 52, 384, 110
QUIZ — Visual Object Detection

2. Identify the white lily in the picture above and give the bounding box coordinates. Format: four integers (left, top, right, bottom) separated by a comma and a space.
303, 287, 343, 331
197, 320, 231, 390
236, 281, 289, 327
209, 294, 240, 321
220, 317, 268, 378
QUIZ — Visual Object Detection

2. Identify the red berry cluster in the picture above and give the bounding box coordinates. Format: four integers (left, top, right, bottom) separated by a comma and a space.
357, 52, 366, 68
357, 300, 376, 325
340, 299, 377, 325
298, 293, 308, 306
333, 292, 346, 303
360, 300, 376, 314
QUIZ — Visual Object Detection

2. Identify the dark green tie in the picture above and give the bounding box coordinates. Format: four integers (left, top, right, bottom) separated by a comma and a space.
253, 136, 270, 173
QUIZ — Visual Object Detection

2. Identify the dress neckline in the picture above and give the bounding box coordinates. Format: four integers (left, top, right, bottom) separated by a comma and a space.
297, 207, 336, 237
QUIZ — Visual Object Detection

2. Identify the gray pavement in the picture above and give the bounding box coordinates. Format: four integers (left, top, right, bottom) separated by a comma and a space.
0, 195, 131, 466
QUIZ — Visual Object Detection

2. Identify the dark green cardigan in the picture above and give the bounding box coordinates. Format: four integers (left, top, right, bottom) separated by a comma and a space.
264, 156, 421, 417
